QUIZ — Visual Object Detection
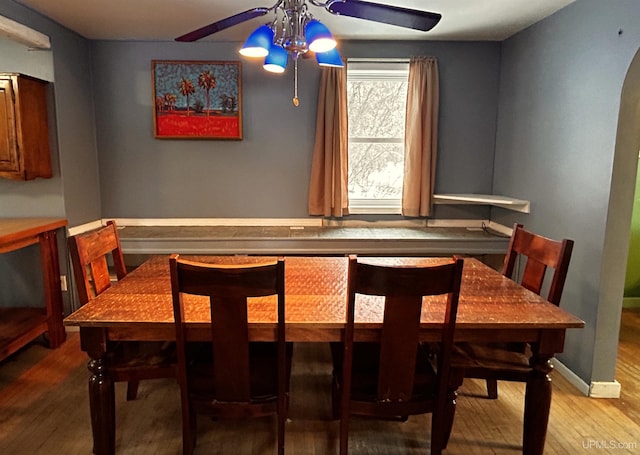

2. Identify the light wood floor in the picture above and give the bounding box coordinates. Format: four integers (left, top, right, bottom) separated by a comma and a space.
1, 310, 638, 454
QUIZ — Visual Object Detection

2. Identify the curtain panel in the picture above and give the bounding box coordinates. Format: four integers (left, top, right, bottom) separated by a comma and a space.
308, 66, 349, 217
402, 57, 439, 217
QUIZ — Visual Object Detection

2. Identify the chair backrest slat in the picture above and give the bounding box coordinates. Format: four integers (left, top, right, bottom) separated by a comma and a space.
502, 223, 574, 305
68, 220, 127, 305
378, 295, 423, 400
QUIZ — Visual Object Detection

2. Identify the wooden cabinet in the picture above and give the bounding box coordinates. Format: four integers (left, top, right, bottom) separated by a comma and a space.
0, 73, 52, 180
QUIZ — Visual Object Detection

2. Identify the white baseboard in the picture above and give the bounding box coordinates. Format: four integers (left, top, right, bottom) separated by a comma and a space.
426, 219, 488, 228
68, 218, 513, 232
326, 218, 427, 227
66, 219, 103, 236
485, 221, 513, 236
589, 381, 621, 398
552, 358, 590, 396
553, 359, 622, 398
68, 218, 324, 232
113, 218, 323, 227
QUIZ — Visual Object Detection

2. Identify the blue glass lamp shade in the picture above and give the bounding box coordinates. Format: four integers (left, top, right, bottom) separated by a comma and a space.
239, 25, 274, 58
304, 19, 336, 53
315, 48, 344, 67
263, 44, 288, 73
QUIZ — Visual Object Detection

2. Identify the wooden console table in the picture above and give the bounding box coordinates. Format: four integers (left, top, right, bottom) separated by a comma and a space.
0, 218, 67, 361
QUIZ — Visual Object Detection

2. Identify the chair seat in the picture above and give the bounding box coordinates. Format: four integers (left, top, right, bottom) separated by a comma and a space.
452, 342, 532, 373
186, 342, 293, 404
109, 341, 176, 374
332, 342, 439, 403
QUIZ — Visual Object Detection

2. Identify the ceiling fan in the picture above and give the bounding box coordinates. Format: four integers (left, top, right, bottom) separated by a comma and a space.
176, 0, 441, 43
176, 0, 441, 105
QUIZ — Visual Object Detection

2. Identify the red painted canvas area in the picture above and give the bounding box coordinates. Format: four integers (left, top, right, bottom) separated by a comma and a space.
156, 114, 240, 138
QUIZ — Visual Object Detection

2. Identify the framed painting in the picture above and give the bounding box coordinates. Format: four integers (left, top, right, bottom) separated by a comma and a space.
152, 60, 242, 139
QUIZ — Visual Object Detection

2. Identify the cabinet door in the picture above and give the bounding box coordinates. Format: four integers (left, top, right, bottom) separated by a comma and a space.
0, 78, 20, 173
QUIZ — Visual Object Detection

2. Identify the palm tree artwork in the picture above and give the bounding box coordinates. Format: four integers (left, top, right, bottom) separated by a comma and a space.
152, 60, 242, 139
178, 78, 196, 116
198, 70, 217, 116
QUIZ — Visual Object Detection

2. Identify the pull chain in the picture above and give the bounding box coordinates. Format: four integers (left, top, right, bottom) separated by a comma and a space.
292, 56, 299, 107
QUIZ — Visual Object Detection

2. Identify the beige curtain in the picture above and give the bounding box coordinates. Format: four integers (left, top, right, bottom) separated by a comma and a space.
308, 66, 349, 217
402, 57, 439, 217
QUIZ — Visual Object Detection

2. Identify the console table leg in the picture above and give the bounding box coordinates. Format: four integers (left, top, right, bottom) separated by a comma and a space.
39, 230, 65, 347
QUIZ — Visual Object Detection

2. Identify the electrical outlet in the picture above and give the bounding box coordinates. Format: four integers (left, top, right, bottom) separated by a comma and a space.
60, 275, 67, 292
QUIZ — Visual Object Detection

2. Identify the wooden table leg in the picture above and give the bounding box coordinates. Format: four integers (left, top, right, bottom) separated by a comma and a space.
81, 328, 116, 455
39, 229, 66, 348
523, 353, 553, 455
88, 357, 115, 455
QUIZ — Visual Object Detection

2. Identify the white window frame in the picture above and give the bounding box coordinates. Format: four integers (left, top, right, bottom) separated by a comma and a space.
347, 60, 409, 215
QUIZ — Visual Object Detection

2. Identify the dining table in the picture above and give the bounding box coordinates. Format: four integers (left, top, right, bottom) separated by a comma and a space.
63, 254, 584, 455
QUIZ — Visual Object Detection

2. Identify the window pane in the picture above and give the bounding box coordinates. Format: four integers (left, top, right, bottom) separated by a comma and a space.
348, 142, 404, 199
347, 62, 408, 213
347, 80, 407, 138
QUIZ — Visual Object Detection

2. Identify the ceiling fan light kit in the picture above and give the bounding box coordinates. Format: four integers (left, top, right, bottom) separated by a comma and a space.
263, 43, 289, 73
238, 24, 274, 57
304, 19, 336, 53
315, 47, 344, 67
176, 0, 441, 105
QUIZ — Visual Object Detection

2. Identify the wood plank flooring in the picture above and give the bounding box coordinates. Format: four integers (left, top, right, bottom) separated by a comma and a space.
0, 309, 638, 454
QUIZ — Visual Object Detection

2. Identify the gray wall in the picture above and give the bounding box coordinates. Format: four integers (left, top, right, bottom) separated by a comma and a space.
0, 0, 100, 224
92, 40, 500, 219
0, 31, 61, 217
0, 0, 99, 314
492, 0, 640, 383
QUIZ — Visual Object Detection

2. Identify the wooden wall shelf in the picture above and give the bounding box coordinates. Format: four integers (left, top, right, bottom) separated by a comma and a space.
433, 194, 530, 213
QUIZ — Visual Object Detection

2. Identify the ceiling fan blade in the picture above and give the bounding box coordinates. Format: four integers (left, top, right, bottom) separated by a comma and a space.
176, 8, 270, 42
326, 0, 441, 32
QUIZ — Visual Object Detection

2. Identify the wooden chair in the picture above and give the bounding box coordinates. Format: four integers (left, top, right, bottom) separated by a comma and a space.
454, 223, 574, 399
67, 220, 176, 400
169, 254, 292, 455
332, 255, 465, 455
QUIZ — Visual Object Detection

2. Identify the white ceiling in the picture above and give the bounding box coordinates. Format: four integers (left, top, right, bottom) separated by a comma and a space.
14, 0, 575, 42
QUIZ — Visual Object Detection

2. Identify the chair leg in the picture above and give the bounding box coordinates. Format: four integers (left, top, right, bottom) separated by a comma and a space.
486, 378, 498, 399
277, 414, 285, 455
431, 403, 451, 455
442, 389, 458, 449
339, 413, 350, 455
183, 411, 196, 455
277, 396, 286, 455
180, 398, 196, 455
339, 379, 351, 455
126, 380, 140, 401
331, 376, 341, 420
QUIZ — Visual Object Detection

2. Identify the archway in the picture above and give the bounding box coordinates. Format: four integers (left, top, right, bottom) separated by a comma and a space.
596, 47, 640, 386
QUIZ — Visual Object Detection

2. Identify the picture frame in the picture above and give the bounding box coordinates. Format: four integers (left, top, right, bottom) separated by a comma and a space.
152, 60, 242, 140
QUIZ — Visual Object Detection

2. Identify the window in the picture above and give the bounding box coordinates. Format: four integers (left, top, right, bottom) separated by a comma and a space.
347, 61, 409, 214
